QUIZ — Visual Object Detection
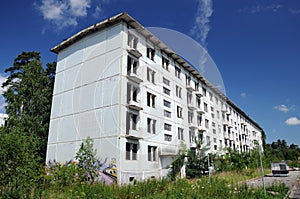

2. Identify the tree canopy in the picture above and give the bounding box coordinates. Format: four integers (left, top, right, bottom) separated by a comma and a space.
2, 51, 56, 161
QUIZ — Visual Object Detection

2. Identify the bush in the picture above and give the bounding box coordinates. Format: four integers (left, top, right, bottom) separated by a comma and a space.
0, 129, 42, 198
75, 137, 102, 183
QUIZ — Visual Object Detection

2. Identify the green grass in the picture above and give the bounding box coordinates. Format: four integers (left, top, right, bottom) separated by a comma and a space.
1, 169, 287, 199
212, 168, 272, 184
39, 176, 287, 199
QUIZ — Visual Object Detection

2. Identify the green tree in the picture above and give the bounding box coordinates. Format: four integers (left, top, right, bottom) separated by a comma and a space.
2, 51, 56, 161
185, 131, 211, 178
75, 137, 101, 183
0, 128, 42, 197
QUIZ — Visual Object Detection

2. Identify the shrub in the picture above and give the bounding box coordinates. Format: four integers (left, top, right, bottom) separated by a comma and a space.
75, 137, 102, 183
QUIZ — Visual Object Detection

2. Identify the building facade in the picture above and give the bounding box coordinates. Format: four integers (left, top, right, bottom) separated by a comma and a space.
46, 12, 263, 184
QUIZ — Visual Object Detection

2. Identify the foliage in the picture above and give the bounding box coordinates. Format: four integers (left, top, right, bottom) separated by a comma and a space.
45, 160, 80, 189
39, 177, 288, 199
75, 137, 101, 183
167, 142, 187, 180
264, 139, 300, 167
184, 131, 214, 178
2, 51, 56, 162
214, 148, 260, 172
186, 149, 211, 178
0, 128, 43, 198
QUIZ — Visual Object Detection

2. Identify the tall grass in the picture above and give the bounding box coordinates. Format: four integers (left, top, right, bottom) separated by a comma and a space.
1, 168, 287, 199
213, 168, 272, 184
38, 177, 287, 199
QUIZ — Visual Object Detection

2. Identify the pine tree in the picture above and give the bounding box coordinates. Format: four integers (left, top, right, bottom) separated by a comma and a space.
2, 51, 56, 161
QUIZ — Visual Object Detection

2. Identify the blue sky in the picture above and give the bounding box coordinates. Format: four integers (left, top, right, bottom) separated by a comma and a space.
0, 0, 299, 145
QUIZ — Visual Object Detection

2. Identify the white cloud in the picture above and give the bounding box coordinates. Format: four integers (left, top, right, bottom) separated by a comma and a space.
240, 4, 283, 14
0, 74, 8, 113
274, 104, 296, 113
92, 5, 102, 18
36, 0, 91, 29
0, 74, 8, 95
70, 0, 91, 17
190, 0, 213, 47
290, 9, 300, 15
240, 92, 247, 98
285, 117, 300, 126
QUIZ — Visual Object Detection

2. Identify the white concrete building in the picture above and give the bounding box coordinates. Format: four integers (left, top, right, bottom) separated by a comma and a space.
46, 12, 263, 184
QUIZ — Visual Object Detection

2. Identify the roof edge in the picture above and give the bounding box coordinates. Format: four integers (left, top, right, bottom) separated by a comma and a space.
50, 11, 263, 131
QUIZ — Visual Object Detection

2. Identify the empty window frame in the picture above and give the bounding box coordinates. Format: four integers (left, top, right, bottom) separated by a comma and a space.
203, 87, 207, 96
147, 118, 156, 134
176, 85, 182, 98
209, 92, 213, 101
148, 145, 157, 161
189, 130, 195, 143
206, 136, 211, 146
204, 103, 208, 112
164, 134, 172, 142
163, 77, 170, 86
186, 75, 191, 86
147, 92, 156, 107
196, 97, 201, 109
195, 82, 199, 91
177, 106, 183, 118
127, 56, 139, 76
162, 56, 169, 71
163, 99, 171, 108
188, 110, 194, 124
128, 32, 138, 49
164, 123, 172, 131
147, 67, 155, 84
187, 92, 193, 104
164, 110, 171, 118
175, 66, 181, 79
197, 114, 202, 126
127, 83, 138, 103
147, 47, 155, 61
126, 112, 138, 133
163, 87, 170, 95
126, 142, 138, 160
205, 119, 209, 128
178, 127, 184, 140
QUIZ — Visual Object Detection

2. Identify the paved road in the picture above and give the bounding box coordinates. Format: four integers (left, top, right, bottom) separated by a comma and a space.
246, 171, 300, 198
247, 171, 300, 189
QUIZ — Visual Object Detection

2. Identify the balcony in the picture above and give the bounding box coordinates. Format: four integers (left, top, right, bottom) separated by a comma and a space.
190, 142, 197, 148
127, 48, 142, 58
198, 126, 206, 132
194, 90, 203, 97
186, 84, 194, 91
187, 103, 197, 110
127, 71, 143, 84
125, 130, 142, 140
223, 121, 228, 126
159, 145, 179, 156
223, 133, 229, 139
188, 122, 197, 129
127, 100, 143, 111
196, 107, 205, 114
221, 105, 227, 112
